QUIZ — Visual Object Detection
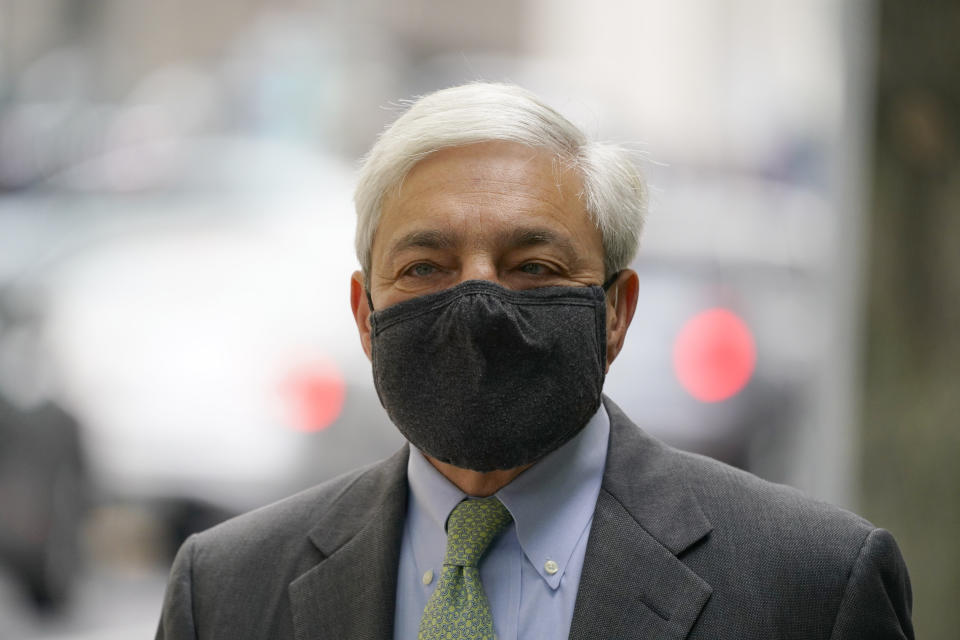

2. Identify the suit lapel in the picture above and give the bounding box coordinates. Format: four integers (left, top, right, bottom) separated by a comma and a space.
568, 397, 714, 640
289, 447, 409, 640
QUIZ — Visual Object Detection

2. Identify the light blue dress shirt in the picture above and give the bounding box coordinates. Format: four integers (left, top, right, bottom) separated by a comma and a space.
394, 405, 610, 639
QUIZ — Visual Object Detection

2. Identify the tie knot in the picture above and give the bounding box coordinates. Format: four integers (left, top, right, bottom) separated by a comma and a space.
443, 497, 512, 567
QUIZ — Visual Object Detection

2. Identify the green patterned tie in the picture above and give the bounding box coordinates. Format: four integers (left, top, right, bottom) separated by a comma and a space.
418, 496, 513, 640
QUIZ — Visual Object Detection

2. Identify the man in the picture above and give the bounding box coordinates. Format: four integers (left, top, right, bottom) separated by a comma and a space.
156, 83, 913, 639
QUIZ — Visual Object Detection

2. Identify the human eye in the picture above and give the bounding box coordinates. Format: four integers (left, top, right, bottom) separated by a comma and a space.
518, 262, 553, 276
403, 262, 440, 278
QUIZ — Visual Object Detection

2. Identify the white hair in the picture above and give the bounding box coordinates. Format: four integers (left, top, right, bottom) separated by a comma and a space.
354, 82, 647, 280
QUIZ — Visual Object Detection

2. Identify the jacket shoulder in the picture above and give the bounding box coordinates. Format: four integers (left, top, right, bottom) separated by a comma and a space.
192, 446, 408, 558
157, 448, 408, 638
675, 446, 872, 536
671, 448, 912, 638
157, 447, 409, 640
603, 395, 873, 547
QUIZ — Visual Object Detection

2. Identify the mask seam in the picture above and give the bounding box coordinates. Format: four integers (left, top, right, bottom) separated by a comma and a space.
594, 302, 607, 372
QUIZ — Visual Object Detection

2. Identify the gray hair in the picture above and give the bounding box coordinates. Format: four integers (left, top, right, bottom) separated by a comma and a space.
354, 82, 647, 280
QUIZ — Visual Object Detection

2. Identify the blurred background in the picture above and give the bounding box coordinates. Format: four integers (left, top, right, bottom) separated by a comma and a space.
0, 0, 955, 637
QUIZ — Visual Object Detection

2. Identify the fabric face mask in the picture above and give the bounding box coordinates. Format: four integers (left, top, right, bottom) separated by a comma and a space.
369, 279, 608, 472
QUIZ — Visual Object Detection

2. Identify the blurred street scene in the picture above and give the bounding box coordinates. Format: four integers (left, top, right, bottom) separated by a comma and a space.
0, 0, 956, 638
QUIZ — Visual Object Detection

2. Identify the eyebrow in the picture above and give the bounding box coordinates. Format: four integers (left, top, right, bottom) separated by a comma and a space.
385, 226, 580, 262
386, 229, 458, 260
504, 227, 579, 262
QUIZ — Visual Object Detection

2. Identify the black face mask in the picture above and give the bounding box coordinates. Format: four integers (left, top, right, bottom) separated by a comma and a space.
369, 279, 610, 471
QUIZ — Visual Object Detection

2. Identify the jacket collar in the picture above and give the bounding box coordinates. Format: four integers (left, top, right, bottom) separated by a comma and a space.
568, 396, 714, 639
599, 396, 713, 555
289, 446, 409, 640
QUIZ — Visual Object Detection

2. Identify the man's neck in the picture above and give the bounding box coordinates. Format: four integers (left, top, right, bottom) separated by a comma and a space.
424, 455, 533, 497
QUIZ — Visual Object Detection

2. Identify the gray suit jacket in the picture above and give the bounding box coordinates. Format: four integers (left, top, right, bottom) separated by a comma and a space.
156, 397, 913, 639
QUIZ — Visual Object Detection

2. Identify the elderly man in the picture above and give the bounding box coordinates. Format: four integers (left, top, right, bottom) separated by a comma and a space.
156, 83, 913, 639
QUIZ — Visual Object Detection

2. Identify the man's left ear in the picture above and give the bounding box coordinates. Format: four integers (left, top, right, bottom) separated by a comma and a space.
604, 269, 639, 372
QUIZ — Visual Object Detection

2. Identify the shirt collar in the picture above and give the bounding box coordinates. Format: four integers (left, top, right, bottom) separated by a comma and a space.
406, 404, 610, 590
407, 447, 467, 539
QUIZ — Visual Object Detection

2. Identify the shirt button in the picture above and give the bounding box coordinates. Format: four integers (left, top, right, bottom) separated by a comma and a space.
422, 569, 434, 585
544, 560, 559, 575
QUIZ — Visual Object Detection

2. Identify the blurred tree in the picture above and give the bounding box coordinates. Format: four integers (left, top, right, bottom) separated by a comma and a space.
865, 1, 960, 638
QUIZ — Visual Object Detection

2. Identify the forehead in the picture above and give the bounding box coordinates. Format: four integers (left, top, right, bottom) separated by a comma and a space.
373, 141, 598, 257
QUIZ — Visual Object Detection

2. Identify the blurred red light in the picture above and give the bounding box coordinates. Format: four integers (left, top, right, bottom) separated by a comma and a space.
282, 360, 346, 432
673, 308, 756, 403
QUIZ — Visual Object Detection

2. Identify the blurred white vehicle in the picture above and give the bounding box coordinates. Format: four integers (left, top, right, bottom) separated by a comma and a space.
1, 137, 403, 545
